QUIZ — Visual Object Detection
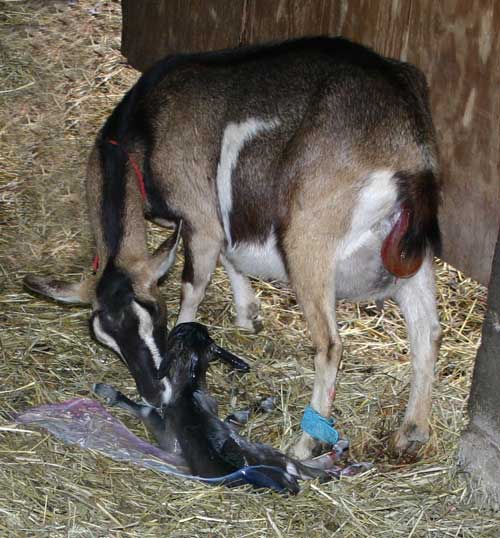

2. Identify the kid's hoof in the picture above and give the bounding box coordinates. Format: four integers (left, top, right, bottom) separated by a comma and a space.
92, 383, 119, 405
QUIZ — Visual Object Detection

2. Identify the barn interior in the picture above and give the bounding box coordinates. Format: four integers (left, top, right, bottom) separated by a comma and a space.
0, 1, 498, 536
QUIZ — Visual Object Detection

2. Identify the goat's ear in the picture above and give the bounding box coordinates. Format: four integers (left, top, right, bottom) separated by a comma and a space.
149, 222, 183, 283
23, 274, 95, 304
209, 343, 250, 372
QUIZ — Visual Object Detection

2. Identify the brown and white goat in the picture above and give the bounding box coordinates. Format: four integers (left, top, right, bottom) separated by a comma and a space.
24, 37, 442, 458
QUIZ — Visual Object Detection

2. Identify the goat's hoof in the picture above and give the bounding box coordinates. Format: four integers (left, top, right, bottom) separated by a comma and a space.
92, 383, 119, 405
250, 317, 264, 333
391, 423, 429, 455
235, 316, 260, 333
235, 303, 263, 333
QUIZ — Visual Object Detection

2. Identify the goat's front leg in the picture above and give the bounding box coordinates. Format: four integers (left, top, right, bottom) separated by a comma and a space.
220, 254, 262, 333
177, 229, 222, 324
392, 257, 441, 454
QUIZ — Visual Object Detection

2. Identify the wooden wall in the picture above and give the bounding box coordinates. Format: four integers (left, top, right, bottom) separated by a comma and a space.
121, 0, 500, 285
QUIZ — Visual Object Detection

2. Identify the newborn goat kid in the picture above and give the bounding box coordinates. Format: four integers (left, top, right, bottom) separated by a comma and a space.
94, 323, 326, 493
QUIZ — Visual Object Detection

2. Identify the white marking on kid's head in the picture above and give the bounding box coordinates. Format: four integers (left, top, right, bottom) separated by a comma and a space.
132, 301, 163, 369
92, 316, 124, 358
217, 117, 281, 245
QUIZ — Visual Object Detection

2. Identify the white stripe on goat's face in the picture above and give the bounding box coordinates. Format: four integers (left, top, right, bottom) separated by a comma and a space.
132, 301, 163, 369
90, 288, 172, 409
217, 118, 280, 245
92, 316, 124, 359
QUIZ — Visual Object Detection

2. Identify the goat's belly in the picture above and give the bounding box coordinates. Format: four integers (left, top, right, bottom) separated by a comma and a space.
335, 230, 398, 301
224, 235, 289, 282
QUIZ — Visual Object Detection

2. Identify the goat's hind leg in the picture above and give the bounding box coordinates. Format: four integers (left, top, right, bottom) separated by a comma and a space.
284, 231, 343, 459
391, 257, 441, 454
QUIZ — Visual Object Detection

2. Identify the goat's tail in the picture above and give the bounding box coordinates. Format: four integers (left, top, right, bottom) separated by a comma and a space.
382, 170, 441, 278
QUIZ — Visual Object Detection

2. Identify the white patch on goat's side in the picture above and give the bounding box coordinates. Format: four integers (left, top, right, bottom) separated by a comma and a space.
132, 302, 163, 369
92, 316, 124, 358
217, 117, 280, 245
225, 230, 288, 281
338, 170, 397, 261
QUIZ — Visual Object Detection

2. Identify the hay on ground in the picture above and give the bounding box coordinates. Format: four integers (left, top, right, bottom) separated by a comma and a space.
0, 1, 498, 536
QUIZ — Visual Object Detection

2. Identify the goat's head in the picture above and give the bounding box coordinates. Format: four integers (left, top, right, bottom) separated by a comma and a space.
156, 322, 250, 402
23, 229, 181, 409
157, 323, 213, 398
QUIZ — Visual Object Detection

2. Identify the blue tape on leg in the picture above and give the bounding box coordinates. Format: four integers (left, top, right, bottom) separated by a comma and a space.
301, 405, 339, 445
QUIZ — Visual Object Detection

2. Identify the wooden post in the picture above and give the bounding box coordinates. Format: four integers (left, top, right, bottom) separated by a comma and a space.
458, 224, 500, 509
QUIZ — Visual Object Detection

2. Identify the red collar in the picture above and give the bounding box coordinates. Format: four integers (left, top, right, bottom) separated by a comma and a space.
107, 139, 147, 200
92, 139, 147, 272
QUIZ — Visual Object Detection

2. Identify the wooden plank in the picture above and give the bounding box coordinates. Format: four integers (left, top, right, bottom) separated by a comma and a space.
404, 0, 500, 285
458, 223, 500, 507
243, 0, 409, 55
242, 0, 336, 43
122, 0, 245, 71
331, 0, 411, 58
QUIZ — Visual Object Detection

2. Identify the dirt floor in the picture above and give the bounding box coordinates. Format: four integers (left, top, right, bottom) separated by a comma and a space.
1, 1, 499, 537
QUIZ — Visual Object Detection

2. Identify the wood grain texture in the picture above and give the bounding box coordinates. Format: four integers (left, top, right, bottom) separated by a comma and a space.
327, 0, 411, 57
242, 0, 335, 43
404, 0, 500, 285
120, 0, 499, 283
122, 0, 245, 71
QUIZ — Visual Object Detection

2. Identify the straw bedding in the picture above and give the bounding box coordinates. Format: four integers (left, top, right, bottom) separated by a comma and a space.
0, 1, 498, 536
